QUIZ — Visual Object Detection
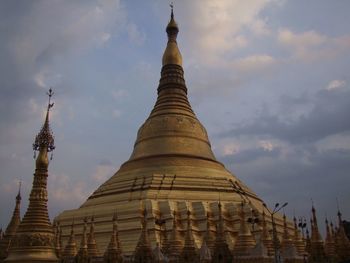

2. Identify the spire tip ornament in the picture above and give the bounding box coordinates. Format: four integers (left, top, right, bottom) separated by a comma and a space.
33, 88, 55, 160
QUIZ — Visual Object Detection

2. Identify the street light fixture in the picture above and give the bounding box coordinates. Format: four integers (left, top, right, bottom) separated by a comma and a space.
263, 202, 288, 263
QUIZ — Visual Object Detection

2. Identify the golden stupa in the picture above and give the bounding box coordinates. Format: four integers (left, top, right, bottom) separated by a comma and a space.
55, 9, 290, 257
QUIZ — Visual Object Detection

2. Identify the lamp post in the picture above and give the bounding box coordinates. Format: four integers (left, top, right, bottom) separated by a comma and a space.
263, 202, 288, 263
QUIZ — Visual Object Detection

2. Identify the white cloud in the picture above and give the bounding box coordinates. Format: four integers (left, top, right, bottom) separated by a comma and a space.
48, 174, 90, 203
222, 143, 240, 156
278, 28, 350, 62
28, 98, 39, 114
232, 54, 276, 72
278, 29, 327, 47
326, 80, 346, 91
250, 19, 271, 36
111, 89, 127, 100
112, 109, 122, 118
127, 23, 146, 45
11, 0, 125, 68
34, 69, 62, 89
259, 140, 275, 151
179, 0, 280, 65
91, 163, 115, 183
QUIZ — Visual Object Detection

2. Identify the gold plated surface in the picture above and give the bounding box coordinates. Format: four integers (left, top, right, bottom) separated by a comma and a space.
55, 10, 292, 257
5, 90, 58, 262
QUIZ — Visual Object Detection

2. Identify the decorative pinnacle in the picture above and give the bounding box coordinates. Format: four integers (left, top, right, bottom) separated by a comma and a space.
170, 2, 174, 19
33, 88, 55, 157
16, 181, 22, 201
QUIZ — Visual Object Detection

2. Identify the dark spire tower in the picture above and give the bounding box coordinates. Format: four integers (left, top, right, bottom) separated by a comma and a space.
5, 89, 58, 263
56, 7, 291, 255
0, 183, 21, 261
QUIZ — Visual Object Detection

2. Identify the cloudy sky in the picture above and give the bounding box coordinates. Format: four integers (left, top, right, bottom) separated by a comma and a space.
1, 0, 349, 234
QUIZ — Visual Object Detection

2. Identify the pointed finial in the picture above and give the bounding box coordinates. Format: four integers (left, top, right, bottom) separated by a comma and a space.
162, 2, 182, 66
33, 88, 55, 159
16, 180, 22, 201
170, 2, 174, 19
336, 197, 341, 216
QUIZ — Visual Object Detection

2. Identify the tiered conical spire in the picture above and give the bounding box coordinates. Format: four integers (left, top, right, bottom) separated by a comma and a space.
5, 89, 58, 263
103, 213, 123, 263
87, 216, 99, 257
199, 240, 212, 263
293, 216, 306, 257
62, 221, 77, 259
281, 214, 294, 248
76, 217, 89, 263
167, 210, 183, 262
127, 7, 216, 164
309, 205, 327, 262
0, 185, 21, 261
280, 214, 299, 260
334, 209, 350, 261
260, 211, 274, 256
133, 206, 154, 263
305, 228, 311, 255
153, 242, 167, 263
212, 202, 232, 263
159, 216, 170, 256
204, 212, 215, 252
233, 202, 256, 256
324, 218, 336, 260
54, 221, 62, 258
179, 208, 199, 262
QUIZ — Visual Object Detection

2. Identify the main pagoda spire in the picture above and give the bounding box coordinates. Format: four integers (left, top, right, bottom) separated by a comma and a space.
5, 89, 58, 263
127, 7, 217, 163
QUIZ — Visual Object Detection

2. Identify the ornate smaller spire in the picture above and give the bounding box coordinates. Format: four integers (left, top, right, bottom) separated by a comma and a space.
134, 206, 154, 263
153, 242, 167, 263
324, 218, 336, 259
76, 217, 89, 262
281, 214, 293, 248
62, 221, 77, 258
305, 228, 311, 255
87, 216, 99, 257
204, 211, 215, 251
159, 216, 170, 256
233, 202, 256, 256
335, 209, 350, 261
293, 216, 306, 257
167, 209, 183, 261
309, 205, 327, 263
261, 210, 274, 256
0, 184, 22, 260
311, 205, 322, 242
281, 214, 299, 260
54, 221, 62, 258
104, 213, 123, 263
179, 208, 199, 262
212, 202, 232, 263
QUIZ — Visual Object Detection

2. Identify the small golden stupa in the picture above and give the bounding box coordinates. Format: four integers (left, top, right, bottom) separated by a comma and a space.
55, 8, 290, 257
